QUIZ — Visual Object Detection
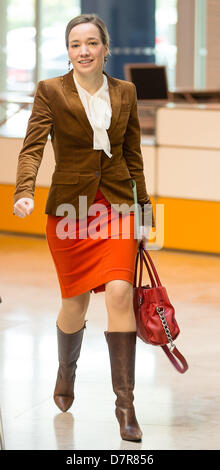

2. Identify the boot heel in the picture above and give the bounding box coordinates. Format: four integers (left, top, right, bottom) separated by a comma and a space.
116, 406, 142, 442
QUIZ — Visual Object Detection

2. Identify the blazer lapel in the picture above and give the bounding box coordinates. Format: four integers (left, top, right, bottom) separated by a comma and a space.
61, 70, 93, 140
61, 69, 121, 140
103, 71, 121, 137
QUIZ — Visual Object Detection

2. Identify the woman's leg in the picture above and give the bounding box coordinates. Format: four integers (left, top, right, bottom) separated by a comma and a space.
57, 290, 91, 333
104, 279, 142, 441
105, 279, 136, 332
54, 290, 90, 412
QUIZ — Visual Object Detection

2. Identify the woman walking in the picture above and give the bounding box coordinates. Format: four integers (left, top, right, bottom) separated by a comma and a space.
13, 14, 154, 442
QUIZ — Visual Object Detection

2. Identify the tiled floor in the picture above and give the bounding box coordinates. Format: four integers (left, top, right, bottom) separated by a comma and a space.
0, 233, 220, 450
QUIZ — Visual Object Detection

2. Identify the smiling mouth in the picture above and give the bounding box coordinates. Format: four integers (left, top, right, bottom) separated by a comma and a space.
79, 59, 94, 64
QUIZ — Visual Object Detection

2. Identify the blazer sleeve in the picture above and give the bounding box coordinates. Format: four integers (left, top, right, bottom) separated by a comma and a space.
13, 80, 53, 205
122, 82, 155, 228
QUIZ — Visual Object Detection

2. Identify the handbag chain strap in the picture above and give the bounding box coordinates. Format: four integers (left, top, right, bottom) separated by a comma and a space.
156, 306, 175, 351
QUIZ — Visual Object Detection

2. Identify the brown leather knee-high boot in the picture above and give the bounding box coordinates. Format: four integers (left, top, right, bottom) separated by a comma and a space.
54, 322, 86, 412
104, 331, 142, 442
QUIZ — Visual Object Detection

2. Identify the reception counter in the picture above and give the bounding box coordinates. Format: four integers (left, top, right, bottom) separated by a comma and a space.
0, 103, 219, 254
154, 104, 220, 254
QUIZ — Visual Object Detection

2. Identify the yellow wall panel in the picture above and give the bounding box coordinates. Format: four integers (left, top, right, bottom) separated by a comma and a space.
158, 197, 220, 253
0, 185, 49, 235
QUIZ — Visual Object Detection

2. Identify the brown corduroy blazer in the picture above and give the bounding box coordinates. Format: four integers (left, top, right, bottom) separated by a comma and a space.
13, 69, 154, 227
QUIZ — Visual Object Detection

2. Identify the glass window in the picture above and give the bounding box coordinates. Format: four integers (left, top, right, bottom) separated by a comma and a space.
194, 0, 206, 89
0, 0, 80, 136
4, 0, 35, 93
39, 0, 81, 81
155, 0, 177, 90
0, 0, 81, 95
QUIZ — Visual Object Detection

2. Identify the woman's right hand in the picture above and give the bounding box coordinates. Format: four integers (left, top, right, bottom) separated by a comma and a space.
13, 198, 34, 218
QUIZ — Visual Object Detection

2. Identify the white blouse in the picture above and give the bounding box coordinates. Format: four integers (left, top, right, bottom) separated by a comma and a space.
73, 72, 112, 158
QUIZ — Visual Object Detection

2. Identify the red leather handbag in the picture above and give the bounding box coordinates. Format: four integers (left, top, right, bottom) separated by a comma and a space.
133, 241, 188, 374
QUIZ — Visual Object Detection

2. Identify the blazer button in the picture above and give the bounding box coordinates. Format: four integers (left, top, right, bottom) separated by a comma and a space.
94, 171, 99, 177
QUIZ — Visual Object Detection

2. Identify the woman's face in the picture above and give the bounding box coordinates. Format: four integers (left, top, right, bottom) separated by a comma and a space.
68, 22, 109, 76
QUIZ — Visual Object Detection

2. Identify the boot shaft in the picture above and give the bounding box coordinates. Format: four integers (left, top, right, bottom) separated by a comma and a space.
57, 322, 86, 366
104, 331, 137, 407
54, 322, 87, 412
104, 330, 142, 441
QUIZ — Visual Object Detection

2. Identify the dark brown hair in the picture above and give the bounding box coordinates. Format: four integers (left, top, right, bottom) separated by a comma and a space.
65, 13, 111, 63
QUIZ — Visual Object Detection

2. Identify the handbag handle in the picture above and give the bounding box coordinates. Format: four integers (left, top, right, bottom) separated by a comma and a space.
138, 241, 162, 288
134, 247, 156, 288
162, 345, 188, 374
131, 177, 161, 286
131, 179, 140, 240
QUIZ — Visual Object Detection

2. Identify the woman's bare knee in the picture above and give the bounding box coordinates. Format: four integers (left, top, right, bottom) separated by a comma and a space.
105, 280, 133, 311
62, 291, 90, 316
105, 280, 136, 332
57, 291, 90, 333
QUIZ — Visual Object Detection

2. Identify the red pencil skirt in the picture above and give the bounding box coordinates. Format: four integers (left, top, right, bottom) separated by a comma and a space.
46, 187, 138, 298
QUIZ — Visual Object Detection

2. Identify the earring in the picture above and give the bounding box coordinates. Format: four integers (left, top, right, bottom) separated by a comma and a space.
103, 56, 108, 69
68, 59, 71, 70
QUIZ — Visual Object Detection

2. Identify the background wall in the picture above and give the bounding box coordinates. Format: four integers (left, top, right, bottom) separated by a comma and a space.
81, 0, 156, 79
